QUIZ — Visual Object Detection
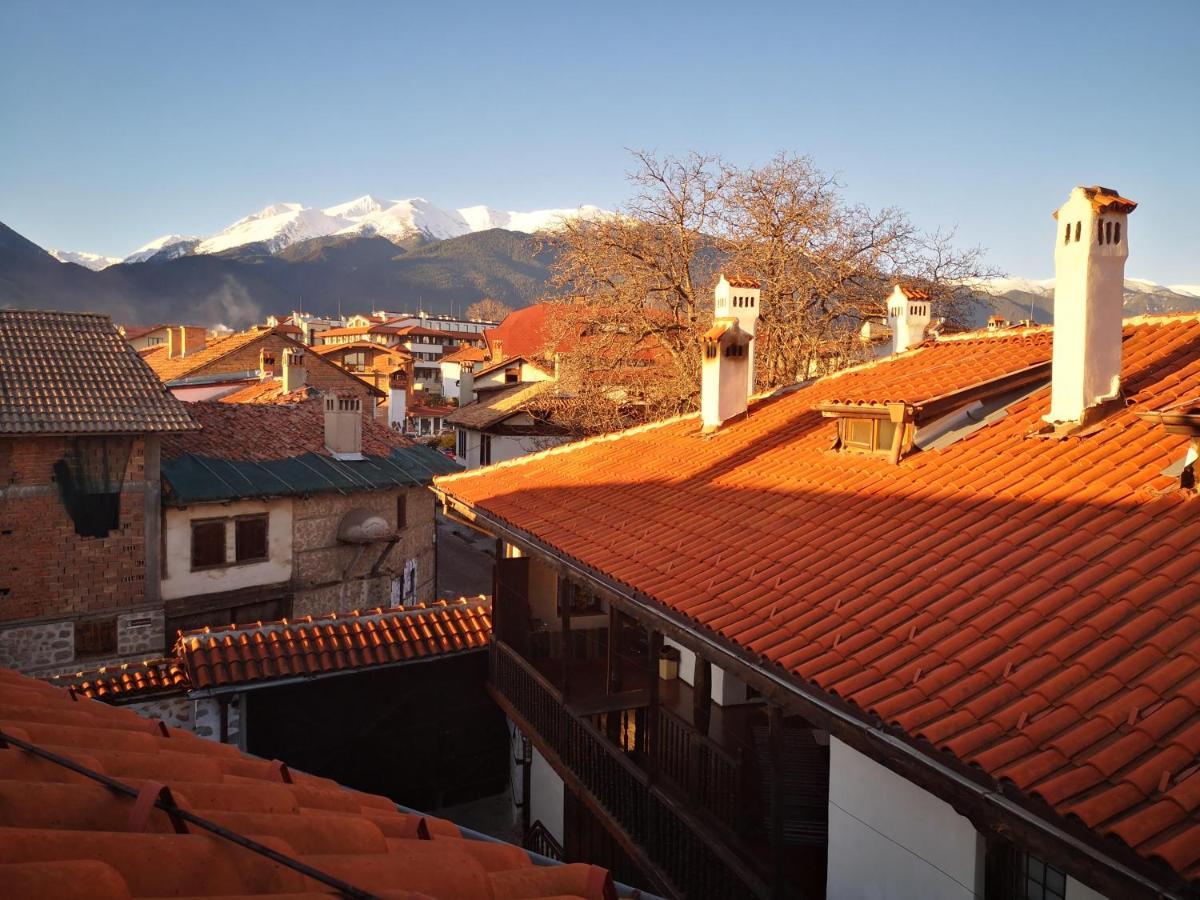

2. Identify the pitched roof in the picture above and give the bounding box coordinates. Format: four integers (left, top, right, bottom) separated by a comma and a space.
484, 303, 566, 360
445, 381, 555, 430
436, 315, 1200, 887
0, 310, 197, 435
724, 274, 760, 288
49, 658, 191, 702
440, 345, 490, 365
309, 340, 411, 359
176, 600, 492, 692
141, 329, 268, 382
0, 666, 616, 898
895, 284, 930, 300
217, 381, 321, 405
160, 399, 460, 503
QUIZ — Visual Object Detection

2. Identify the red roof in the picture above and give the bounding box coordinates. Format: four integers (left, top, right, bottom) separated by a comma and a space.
484, 303, 566, 360
895, 285, 930, 300
218, 380, 318, 405
409, 404, 453, 417
162, 397, 412, 463
724, 274, 760, 288
437, 315, 1200, 886
176, 600, 492, 691
0, 666, 614, 897
50, 658, 191, 701
440, 345, 490, 365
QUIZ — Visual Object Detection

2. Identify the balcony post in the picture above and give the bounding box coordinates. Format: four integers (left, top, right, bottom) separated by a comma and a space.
646, 628, 662, 784
559, 575, 573, 702
769, 702, 785, 899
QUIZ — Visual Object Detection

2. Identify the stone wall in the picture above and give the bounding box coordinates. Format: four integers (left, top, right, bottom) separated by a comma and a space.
126, 693, 243, 746
1, 609, 167, 676
292, 485, 435, 617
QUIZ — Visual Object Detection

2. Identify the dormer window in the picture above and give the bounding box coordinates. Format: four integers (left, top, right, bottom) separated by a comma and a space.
835, 415, 899, 455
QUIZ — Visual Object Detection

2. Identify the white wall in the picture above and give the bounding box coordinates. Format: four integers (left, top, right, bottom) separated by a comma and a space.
162, 499, 293, 600
1067, 876, 1109, 900
827, 737, 983, 900
455, 428, 560, 470
663, 636, 750, 707
530, 745, 565, 844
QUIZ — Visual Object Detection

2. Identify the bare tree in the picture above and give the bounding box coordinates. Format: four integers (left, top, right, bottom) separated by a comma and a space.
537, 150, 999, 435
465, 298, 514, 323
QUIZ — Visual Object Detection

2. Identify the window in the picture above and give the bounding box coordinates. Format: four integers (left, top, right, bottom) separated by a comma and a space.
191, 519, 226, 569
343, 350, 367, 369
480, 433, 493, 466
839, 416, 899, 455
1018, 852, 1066, 900
397, 494, 407, 529
456, 428, 467, 459
505, 367, 520, 383
234, 515, 268, 562
75, 617, 117, 658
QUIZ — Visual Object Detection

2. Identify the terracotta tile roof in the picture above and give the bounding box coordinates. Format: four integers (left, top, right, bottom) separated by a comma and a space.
316, 324, 402, 339
816, 329, 1055, 408
162, 397, 410, 463
50, 658, 191, 701
0, 310, 197, 434
119, 323, 172, 341
436, 315, 1200, 886
0, 666, 614, 898
309, 340, 411, 360
1052, 186, 1138, 219
272, 323, 303, 335
440, 345, 490, 365
392, 325, 459, 339
409, 404, 453, 417
217, 381, 321, 405
724, 274, 760, 288
472, 354, 553, 380
896, 284, 930, 300
484, 303, 566, 360
176, 600, 492, 691
141, 329, 268, 382
445, 381, 554, 430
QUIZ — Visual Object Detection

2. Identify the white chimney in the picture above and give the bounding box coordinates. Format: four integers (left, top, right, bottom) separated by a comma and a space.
259, 348, 279, 378
281, 347, 307, 393
459, 362, 476, 405
701, 320, 753, 433
713, 274, 761, 395
1045, 186, 1137, 425
324, 393, 364, 460
886, 285, 932, 354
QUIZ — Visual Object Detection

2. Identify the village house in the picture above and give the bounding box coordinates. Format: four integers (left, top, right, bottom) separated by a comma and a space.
447, 355, 565, 468
433, 187, 1200, 900
0, 311, 197, 674
157, 390, 458, 635
309, 340, 414, 427
119, 322, 206, 351
0, 665, 636, 898
141, 324, 384, 416
439, 344, 490, 402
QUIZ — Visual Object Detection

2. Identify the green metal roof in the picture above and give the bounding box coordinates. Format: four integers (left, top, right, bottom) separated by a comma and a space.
162, 444, 460, 505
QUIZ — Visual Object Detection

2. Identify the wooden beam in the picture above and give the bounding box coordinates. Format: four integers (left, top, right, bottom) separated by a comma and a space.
646, 629, 662, 784
768, 704, 785, 899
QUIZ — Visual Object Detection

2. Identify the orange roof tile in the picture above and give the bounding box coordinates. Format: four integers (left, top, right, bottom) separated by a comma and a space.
484, 303, 566, 360
440, 345, 490, 365
0, 666, 614, 897
724, 274, 760, 288
51, 658, 191, 701
177, 600, 493, 691
218, 381, 320, 405
436, 315, 1200, 887
895, 284, 930, 300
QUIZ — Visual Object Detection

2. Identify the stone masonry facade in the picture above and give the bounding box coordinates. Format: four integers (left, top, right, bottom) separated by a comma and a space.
292, 484, 435, 618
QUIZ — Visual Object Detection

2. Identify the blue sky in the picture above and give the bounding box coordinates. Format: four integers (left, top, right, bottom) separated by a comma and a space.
2, 0, 1197, 282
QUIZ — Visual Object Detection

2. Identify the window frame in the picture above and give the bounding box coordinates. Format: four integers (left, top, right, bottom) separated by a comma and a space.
190, 517, 229, 571
837, 415, 900, 456
75, 616, 118, 659
234, 513, 269, 564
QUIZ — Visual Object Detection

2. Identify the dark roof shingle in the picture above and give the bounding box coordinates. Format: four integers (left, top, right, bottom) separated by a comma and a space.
0, 310, 196, 434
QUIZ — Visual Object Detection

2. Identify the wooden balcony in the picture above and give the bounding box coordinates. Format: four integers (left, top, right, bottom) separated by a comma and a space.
491, 639, 769, 899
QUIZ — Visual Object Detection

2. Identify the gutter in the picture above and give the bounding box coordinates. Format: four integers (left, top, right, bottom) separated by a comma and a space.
434, 490, 1184, 900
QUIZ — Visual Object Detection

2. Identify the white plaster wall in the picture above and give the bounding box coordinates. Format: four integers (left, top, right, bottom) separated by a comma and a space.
161, 499, 293, 600
827, 737, 982, 900
440, 361, 462, 401
664, 636, 696, 685
712, 665, 749, 705
530, 745, 565, 845
455, 428, 558, 470
1067, 876, 1109, 900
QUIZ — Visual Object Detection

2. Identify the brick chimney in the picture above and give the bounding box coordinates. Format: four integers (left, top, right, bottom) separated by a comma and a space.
180, 326, 206, 357
281, 347, 306, 393
1045, 186, 1137, 425
887, 286, 931, 353
324, 393, 364, 460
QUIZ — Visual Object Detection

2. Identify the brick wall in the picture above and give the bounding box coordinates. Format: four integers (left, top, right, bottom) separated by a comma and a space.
0, 435, 153, 622
292, 485, 435, 617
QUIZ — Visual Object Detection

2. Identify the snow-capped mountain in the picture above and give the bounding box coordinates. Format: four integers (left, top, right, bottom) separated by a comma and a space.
122, 234, 200, 264
49, 249, 122, 271
965, 277, 1200, 326
55, 196, 607, 265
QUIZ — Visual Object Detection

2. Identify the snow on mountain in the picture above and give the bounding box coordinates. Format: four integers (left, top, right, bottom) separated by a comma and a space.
122, 234, 200, 264
49, 249, 122, 271
195, 204, 350, 255
61, 197, 604, 262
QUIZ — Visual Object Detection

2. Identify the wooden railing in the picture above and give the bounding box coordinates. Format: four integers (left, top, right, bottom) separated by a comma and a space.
653, 704, 745, 833
523, 819, 565, 862
492, 641, 767, 899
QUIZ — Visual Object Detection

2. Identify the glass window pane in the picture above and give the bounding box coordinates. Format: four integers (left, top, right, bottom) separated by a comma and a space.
235, 517, 268, 562
192, 520, 226, 569
845, 418, 873, 448
876, 419, 898, 451
1045, 867, 1065, 896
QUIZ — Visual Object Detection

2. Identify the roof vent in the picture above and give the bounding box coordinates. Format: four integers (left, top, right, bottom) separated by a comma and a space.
324, 393, 364, 460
